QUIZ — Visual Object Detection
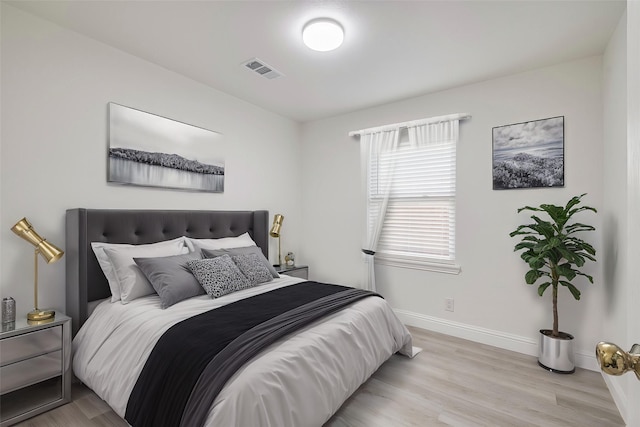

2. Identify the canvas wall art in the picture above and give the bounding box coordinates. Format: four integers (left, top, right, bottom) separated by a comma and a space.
108, 103, 224, 192
492, 116, 564, 190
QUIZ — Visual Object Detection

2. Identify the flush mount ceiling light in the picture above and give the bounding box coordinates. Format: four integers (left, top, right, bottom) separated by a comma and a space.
302, 18, 344, 52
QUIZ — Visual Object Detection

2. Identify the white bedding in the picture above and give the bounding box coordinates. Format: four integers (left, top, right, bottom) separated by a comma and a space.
73, 276, 413, 426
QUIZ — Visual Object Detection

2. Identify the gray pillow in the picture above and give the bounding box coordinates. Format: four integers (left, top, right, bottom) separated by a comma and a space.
134, 252, 204, 309
187, 255, 252, 299
201, 246, 279, 278
231, 253, 274, 286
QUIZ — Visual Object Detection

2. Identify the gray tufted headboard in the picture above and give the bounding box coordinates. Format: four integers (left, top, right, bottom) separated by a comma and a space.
65, 208, 269, 336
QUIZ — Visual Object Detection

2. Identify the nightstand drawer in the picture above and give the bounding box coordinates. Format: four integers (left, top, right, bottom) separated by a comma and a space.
0, 350, 62, 395
0, 326, 61, 367
280, 267, 308, 279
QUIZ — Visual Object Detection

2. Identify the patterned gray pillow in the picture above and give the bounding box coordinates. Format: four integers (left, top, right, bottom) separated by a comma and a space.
201, 246, 280, 278
187, 255, 251, 298
232, 253, 274, 286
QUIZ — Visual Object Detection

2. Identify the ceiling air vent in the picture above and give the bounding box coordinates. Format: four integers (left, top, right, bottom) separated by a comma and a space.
243, 58, 284, 80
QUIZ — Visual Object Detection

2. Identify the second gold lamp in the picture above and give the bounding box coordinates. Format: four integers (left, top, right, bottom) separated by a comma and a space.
269, 214, 284, 267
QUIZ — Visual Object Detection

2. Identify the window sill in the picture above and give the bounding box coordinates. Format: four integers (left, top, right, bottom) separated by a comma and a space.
375, 254, 461, 275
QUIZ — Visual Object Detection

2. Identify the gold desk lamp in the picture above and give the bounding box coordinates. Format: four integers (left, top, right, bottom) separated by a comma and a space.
596, 342, 640, 381
269, 214, 284, 267
11, 218, 64, 322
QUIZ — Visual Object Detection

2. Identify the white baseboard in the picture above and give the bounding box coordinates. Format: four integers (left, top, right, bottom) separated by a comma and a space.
393, 308, 599, 372
601, 374, 628, 425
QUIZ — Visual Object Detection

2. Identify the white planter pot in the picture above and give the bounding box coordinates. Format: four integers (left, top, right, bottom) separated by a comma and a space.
538, 329, 575, 374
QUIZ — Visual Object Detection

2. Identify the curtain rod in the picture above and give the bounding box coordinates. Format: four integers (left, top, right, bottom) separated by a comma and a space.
348, 112, 471, 137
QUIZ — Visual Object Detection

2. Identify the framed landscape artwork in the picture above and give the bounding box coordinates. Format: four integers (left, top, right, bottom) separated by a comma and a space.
108, 103, 224, 192
492, 116, 564, 190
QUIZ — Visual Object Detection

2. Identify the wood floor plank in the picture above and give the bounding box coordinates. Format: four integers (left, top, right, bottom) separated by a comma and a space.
12, 326, 624, 427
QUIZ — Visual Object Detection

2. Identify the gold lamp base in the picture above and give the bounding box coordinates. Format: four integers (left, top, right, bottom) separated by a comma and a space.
27, 309, 55, 323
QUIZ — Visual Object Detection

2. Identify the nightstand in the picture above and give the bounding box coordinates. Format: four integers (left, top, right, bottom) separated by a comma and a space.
0, 312, 71, 426
276, 265, 309, 280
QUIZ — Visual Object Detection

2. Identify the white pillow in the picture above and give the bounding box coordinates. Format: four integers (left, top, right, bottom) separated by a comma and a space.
91, 237, 189, 302
187, 232, 256, 252
104, 240, 190, 304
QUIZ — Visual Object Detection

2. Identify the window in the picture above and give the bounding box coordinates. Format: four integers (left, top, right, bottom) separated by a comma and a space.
366, 124, 460, 274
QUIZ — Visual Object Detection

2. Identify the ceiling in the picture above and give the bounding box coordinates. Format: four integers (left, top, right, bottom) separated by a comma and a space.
7, 1, 626, 123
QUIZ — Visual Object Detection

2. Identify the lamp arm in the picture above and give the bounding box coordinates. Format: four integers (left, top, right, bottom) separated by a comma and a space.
34, 248, 39, 311
278, 235, 282, 266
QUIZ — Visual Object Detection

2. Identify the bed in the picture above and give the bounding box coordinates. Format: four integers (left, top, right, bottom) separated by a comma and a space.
66, 208, 413, 426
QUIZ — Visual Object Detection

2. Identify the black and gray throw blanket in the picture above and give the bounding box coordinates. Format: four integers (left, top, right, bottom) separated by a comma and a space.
125, 281, 379, 427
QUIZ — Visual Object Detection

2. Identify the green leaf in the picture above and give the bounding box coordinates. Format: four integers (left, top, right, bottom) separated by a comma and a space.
556, 245, 578, 264
514, 242, 536, 251
564, 194, 586, 214
525, 269, 543, 284
555, 263, 577, 280
540, 237, 561, 252
537, 282, 552, 296
531, 216, 555, 239
565, 223, 596, 234
517, 206, 544, 213
574, 271, 594, 284
539, 204, 566, 226
583, 242, 596, 256
509, 225, 537, 237
528, 256, 546, 269
567, 206, 597, 218
562, 282, 582, 300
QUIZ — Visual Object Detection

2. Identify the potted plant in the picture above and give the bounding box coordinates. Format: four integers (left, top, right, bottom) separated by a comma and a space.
509, 193, 596, 373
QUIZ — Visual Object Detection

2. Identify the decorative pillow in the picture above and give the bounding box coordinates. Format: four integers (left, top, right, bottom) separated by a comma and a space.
201, 246, 279, 278
231, 253, 274, 286
104, 241, 190, 304
91, 237, 189, 302
134, 252, 204, 309
187, 232, 256, 252
187, 255, 252, 299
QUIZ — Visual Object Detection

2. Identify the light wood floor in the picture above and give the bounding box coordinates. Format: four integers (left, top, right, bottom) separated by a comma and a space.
14, 326, 624, 427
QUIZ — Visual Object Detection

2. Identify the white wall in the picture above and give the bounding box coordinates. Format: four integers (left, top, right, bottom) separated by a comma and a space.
601, 7, 640, 424
624, 2, 640, 425
602, 9, 630, 422
301, 56, 606, 370
0, 5, 303, 317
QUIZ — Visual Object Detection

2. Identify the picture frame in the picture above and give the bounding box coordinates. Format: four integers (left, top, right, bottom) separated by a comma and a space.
492, 116, 564, 190
108, 103, 224, 193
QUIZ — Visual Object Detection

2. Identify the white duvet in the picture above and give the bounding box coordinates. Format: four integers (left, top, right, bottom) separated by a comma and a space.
73, 276, 413, 426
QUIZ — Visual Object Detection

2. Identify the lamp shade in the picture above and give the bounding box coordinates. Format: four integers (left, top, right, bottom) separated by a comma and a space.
270, 214, 284, 238
11, 218, 64, 263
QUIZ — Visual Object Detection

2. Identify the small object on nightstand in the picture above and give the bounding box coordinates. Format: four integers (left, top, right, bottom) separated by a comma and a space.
2, 298, 16, 324
0, 312, 71, 426
2, 297, 16, 332
285, 252, 295, 267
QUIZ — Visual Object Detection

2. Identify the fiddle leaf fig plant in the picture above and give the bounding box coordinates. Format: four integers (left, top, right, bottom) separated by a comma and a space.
509, 194, 597, 338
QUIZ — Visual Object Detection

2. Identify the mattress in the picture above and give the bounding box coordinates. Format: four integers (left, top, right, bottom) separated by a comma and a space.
73, 276, 413, 426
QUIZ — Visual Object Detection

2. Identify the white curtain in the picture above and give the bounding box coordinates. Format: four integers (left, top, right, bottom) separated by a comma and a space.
360, 129, 400, 292
407, 119, 459, 149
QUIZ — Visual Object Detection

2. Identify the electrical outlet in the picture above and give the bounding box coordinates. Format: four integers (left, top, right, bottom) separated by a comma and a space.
445, 298, 454, 312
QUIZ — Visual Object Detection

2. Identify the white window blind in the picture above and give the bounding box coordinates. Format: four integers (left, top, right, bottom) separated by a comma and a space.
368, 132, 457, 268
